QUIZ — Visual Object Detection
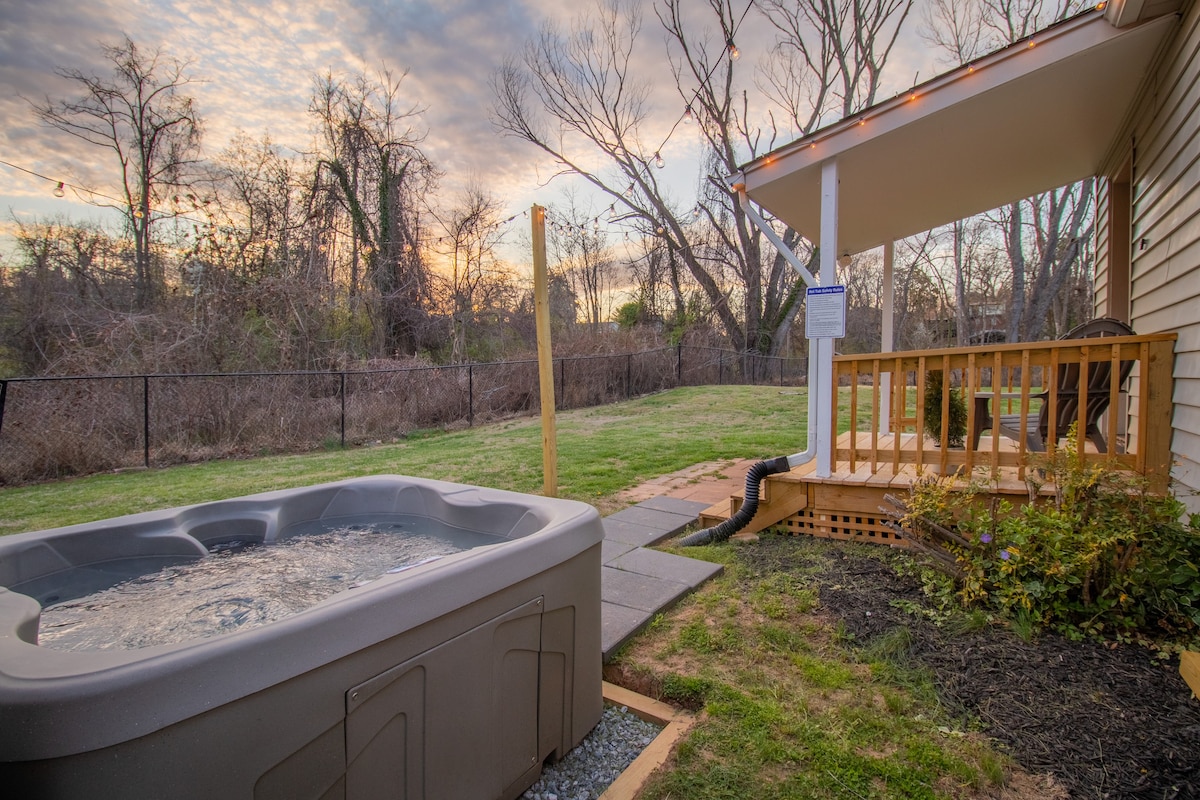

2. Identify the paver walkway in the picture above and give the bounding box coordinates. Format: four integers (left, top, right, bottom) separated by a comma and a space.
599, 459, 753, 660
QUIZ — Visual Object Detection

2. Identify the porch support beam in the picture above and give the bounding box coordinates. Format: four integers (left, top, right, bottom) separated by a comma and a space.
816, 159, 839, 478
880, 241, 895, 433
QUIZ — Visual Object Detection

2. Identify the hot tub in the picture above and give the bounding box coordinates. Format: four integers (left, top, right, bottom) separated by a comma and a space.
0, 476, 604, 800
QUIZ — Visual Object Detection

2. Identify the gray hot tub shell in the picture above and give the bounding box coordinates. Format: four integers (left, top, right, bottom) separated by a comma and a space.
0, 476, 604, 800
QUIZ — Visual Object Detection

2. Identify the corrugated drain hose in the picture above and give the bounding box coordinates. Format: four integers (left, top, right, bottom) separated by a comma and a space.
679, 456, 793, 546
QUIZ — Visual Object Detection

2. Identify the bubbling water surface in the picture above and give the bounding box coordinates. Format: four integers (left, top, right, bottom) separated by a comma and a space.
37, 516, 501, 652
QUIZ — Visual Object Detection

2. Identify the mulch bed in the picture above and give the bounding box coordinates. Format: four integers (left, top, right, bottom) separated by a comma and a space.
737, 535, 1200, 800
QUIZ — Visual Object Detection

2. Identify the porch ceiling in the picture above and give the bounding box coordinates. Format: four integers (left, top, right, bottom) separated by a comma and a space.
735, 10, 1178, 256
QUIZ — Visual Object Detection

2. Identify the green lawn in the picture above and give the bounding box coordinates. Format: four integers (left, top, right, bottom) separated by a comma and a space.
0, 385, 814, 535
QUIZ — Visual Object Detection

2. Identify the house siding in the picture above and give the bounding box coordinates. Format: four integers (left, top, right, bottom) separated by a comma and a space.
1095, 175, 1113, 316
1126, 1, 1200, 505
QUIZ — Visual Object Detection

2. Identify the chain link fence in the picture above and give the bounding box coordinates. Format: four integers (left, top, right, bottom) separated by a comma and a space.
0, 345, 807, 485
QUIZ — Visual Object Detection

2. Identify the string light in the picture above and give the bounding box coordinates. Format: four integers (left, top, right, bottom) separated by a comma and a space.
726, 37, 740, 61
53, 181, 65, 198
683, 105, 694, 124
654, 152, 665, 169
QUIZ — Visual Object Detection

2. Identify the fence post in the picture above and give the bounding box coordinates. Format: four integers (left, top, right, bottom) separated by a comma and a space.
142, 376, 150, 469
558, 358, 565, 409
626, 353, 633, 398
676, 344, 683, 385
468, 364, 474, 427
718, 354, 724, 385
340, 372, 346, 447
779, 357, 784, 387
0, 380, 7, 438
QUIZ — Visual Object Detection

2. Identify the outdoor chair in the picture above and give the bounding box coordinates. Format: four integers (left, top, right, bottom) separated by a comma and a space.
970, 317, 1136, 453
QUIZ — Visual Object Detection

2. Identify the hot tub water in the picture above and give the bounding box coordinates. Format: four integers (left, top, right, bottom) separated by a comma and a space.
38, 515, 498, 652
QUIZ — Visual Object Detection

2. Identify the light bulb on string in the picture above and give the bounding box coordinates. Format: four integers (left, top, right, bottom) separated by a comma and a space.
53, 181, 65, 198
726, 37, 740, 61
683, 105, 694, 124
607, 204, 616, 220
654, 152, 665, 169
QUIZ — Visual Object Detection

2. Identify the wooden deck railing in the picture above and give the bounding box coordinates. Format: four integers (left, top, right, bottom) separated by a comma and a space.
832, 333, 1177, 489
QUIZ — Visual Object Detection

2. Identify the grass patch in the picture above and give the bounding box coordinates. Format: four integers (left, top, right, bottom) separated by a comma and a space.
613, 538, 1015, 799
0, 385, 810, 535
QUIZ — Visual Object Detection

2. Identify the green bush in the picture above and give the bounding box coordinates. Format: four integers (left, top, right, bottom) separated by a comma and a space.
922, 370, 968, 447
903, 447, 1200, 647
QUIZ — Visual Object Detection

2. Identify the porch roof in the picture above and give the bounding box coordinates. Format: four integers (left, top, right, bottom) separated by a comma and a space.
733, 9, 1178, 255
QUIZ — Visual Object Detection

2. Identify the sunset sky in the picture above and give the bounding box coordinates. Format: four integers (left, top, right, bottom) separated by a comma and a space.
0, 0, 935, 258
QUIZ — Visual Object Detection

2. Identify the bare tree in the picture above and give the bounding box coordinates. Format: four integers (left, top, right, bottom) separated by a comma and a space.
759, 0, 913, 132
309, 67, 438, 356
998, 181, 1094, 340
920, 0, 989, 65
207, 131, 304, 285
494, 0, 911, 365
430, 186, 511, 363
923, 0, 1091, 342
33, 36, 203, 310
550, 192, 619, 330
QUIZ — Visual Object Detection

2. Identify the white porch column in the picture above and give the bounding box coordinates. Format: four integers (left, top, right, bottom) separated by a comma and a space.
816, 159, 838, 478
879, 241, 895, 433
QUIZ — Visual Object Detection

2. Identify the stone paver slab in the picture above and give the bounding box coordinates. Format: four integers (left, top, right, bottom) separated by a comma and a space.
607, 547, 724, 588
601, 566, 691, 613
601, 538, 638, 564
635, 496, 710, 517
601, 518, 674, 548
605, 506, 694, 535
601, 601, 651, 660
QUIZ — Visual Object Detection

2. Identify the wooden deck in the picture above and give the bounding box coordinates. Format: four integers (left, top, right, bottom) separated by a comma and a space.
699, 431, 1063, 548
700, 332, 1176, 547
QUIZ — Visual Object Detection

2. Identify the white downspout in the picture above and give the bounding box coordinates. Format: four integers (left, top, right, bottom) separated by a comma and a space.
880, 241, 895, 434
735, 184, 818, 469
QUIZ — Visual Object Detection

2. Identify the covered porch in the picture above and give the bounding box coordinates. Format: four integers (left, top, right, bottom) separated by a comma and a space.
709, 7, 1183, 541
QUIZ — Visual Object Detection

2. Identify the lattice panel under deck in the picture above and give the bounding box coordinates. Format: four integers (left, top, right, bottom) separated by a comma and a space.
782, 507, 910, 548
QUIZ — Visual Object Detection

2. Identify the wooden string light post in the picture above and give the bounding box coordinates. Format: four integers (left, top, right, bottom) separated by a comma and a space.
531, 204, 558, 496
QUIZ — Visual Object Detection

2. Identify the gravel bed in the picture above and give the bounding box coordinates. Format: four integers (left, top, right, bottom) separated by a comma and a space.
522, 704, 662, 800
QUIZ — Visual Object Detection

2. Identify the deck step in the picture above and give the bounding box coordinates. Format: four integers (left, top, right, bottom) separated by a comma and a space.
695, 473, 810, 534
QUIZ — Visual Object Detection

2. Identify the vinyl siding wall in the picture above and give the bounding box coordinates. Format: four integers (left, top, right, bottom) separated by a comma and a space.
1121, 2, 1200, 504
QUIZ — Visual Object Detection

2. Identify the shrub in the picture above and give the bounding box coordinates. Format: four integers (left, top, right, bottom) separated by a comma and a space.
902, 446, 1200, 647
922, 370, 968, 447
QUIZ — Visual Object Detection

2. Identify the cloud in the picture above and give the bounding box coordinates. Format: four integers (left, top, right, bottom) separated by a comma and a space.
0, 0, 943, 246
